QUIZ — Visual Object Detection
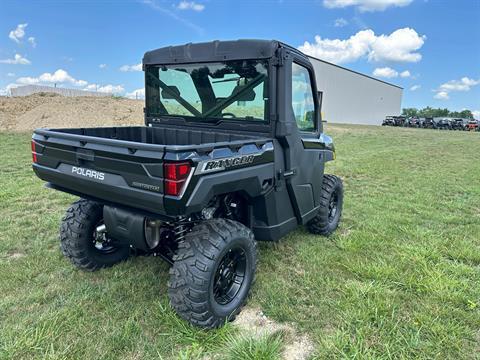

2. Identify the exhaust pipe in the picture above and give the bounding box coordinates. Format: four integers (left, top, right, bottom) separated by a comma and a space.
103, 205, 164, 251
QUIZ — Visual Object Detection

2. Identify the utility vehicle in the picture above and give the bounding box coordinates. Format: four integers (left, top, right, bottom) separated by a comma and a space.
435, 117, 452, 130
406, 117, 421, 128
393, 116, 407, 127
31, 40, 343, 329
382, 116, 395, 126
467, 119, 479, 131
451, 118, 469, 131
422, 117, 436, 129
412, 117, 425, 128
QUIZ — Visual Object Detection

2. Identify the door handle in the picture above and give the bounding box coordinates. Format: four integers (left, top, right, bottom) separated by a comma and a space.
283, 169, 296, 178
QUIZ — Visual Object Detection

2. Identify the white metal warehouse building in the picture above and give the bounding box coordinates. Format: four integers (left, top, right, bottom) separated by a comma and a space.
308, 56, 403, 125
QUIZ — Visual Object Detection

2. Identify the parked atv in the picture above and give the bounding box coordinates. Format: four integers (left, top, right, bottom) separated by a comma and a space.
31, 40, 343, 329
435, 117, 452, 130
406, 117, 422, 128
382, 116, 395, 126
451, 118, 469, 131
467, 119, 479, 131
391, 116, 406, 127
422, 117, 436, 129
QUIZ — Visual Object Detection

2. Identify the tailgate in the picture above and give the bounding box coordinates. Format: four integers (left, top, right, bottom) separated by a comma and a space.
32, 130, 167, 215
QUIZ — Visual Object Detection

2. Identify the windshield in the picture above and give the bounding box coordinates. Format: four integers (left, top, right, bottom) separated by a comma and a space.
145, 60, 269, 122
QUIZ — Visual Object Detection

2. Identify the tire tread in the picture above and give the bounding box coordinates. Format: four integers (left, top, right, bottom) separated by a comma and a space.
307, 174, 343, 236
168, 219, 257, 328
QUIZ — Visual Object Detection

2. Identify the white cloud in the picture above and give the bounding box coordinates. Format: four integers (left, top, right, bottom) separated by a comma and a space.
99, 63, 107, 69
14, 77, 37, 85
0, 53, 31, 65
177, 1, 205, 11
9, 23, 28, 43
126, 88, 145, 99
7, 72, 15, 77
299, 27, 425, 64
373, 67, 398, 78
40, 70, 87, 86
434, 76, 480, 100
119, 63, 142, 72
8, 68, 126, 95
439, 77, 480, 92
434, 91, 449, 100
17, 69, 87, 87
368, 28, 426, 62
299, 30, 375, 64
28, 36, 36, 48
334, 18, 348, 27
472, 110, 480, 120
400, 70, 411, 78
410, 84, 421, 91
7, 73, 125, 97
323, 0, 413, 12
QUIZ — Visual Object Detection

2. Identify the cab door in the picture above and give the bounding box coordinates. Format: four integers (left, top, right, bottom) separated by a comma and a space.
282, 57, 326, 223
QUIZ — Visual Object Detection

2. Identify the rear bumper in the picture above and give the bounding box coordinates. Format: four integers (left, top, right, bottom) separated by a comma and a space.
33, 163, 167, 216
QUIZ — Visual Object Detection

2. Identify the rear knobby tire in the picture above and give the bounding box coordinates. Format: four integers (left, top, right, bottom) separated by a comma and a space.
307, 174, 343, 236
60, 199, 130, 271
168, 219, 257, 329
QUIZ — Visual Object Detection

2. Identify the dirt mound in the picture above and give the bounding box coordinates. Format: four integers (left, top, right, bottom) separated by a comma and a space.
0, 94, 144, 132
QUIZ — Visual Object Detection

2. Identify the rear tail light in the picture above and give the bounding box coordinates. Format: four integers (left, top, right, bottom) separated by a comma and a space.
31, 140, 37, 163
163, 161, 192, 196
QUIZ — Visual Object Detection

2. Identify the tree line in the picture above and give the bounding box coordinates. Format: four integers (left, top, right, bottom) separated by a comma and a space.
401, 107, 474, 119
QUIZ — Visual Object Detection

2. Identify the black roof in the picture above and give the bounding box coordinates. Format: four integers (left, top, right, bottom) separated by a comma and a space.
142, 39, 401, 90
143, 39, 301, 65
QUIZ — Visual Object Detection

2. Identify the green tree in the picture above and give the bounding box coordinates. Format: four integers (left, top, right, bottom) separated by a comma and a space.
399, 107, 474, 119
459, 110, 473, 119
402, 108, 418, 117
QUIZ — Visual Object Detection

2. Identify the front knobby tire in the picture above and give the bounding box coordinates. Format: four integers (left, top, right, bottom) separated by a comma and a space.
60, 199, 130, 271
307, 174, 343, 236
168, 219, 257, 329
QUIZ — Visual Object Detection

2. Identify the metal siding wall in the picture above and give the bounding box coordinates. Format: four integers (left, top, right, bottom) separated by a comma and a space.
309, 58, 403, 125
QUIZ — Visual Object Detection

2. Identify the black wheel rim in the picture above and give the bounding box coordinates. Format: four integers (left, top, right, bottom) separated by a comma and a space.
92, 220, 117, 254
328, 190, 339, 223
213, 247, 247, 305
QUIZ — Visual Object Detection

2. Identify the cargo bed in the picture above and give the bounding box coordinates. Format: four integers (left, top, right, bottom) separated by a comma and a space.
32, 125, 274, 217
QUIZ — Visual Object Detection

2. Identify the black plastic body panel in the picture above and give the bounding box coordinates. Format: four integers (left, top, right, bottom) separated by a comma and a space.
32, 125, 276, 221
143, 39, 279, 66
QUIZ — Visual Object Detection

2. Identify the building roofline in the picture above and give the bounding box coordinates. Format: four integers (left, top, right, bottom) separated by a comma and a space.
306, 55, 404, 90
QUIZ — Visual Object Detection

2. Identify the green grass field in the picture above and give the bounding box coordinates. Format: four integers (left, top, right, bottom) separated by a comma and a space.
1, 125, 479, 359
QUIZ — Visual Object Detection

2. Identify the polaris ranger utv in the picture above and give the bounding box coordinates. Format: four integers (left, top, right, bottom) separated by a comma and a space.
31, 40, 343, 329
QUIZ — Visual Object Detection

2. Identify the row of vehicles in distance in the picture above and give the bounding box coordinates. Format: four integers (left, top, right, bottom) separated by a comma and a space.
382, 116, 480, 131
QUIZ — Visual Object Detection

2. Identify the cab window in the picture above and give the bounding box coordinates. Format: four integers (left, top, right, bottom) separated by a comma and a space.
292, 63, 316, 131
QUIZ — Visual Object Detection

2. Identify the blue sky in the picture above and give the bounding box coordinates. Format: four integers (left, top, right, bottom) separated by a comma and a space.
1, 0, 479, 117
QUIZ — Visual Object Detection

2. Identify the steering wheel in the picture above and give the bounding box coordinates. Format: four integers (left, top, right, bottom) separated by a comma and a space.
221, 112, 236, 118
